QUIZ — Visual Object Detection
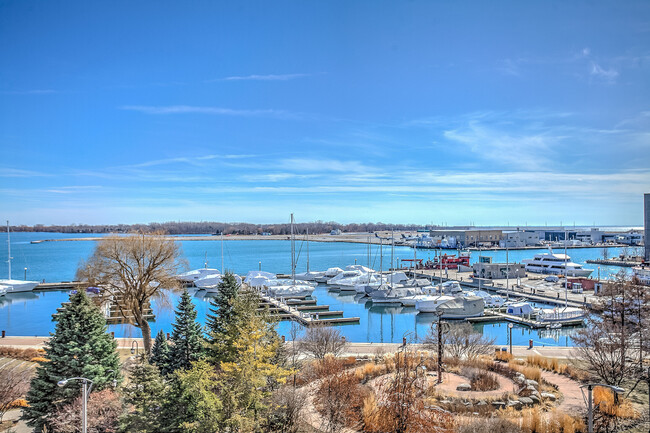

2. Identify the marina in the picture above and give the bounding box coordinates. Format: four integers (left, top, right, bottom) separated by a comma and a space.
0, 230, 640, 346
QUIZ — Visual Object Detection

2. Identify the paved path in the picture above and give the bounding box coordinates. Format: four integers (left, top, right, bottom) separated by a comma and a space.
540, 370, 585, 414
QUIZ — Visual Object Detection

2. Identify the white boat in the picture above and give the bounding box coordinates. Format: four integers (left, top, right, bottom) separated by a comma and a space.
522, 247, 593, 277
268, 283, 315, 298
0, 285, 7, 297
632, 266, 650, 286
415, 295, 457, 313
197, 274, 243, 291
176, 267, 221, 284
436, 280, 463, 295
1, 222, 39, 293
464, 290, 505, 308
436, 296, 485, 319
327, 269, 367, 286
537, 307, 586, 322
505, 302, 536, 316
294, 270, 325, 281
315, 267, 343, 283
370, 286, 424, 304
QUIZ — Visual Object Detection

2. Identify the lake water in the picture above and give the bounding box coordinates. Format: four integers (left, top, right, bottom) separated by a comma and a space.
0, 232, 627, 346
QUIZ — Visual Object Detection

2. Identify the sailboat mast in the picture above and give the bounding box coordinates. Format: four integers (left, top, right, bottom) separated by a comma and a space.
506, 242, 509, 302
564, 230, 569, 308
6, 221, 11, 280
306, 228, 310, 273
221, 233, 224, 273
379, 237, 383, 285
391, 229, 394, 270
290, 214, 295, 281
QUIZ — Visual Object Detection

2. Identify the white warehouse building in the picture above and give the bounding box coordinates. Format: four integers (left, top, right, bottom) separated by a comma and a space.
499, 231, 540, 248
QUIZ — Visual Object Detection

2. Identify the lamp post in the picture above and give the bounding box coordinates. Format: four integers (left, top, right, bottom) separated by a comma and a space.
580, 383, 625, 433
259, 261, 261, 271
58, 377, 93, 433
130, 340, 139, 358
24, 267, 27, 281
508, 323, 514, 354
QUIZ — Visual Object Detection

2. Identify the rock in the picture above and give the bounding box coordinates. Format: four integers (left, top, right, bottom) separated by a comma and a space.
440, 399, 452, 405
491, 401, 506, 409
456, 383, 472, 391
529, 394, 541, 404
519, 397, 534, 406
514, 373, 526, 384
507, 400, 523, 409
476, 400, 487, 407
525, 379, 539, 388
541, 393, 557, 401
463, 401, 473, 407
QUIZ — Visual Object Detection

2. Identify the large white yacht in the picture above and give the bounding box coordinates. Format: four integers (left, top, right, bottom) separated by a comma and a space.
522, 248, 593, 277
632, 266, 650, 286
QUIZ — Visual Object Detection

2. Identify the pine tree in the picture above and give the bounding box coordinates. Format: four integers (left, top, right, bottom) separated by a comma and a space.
151, 330, 172, 376
168, 290, 205, 372
205, 272, 241, 365
23, 290, 120, 432
120, 360, 167, 433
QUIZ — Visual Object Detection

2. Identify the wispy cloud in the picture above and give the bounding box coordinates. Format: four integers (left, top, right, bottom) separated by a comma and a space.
0, 168, 51, 177
120, 105, 298, 119
1, 89, 57, 95
219, 73, 310, 81
589, 62, 619, 81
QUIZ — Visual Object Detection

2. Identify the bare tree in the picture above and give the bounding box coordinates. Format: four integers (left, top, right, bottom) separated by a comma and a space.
601, 247, 610, 260
424, 322, 495, 360
77, 232, 182, 356
298, 326, 347, 359
48, 389, 122, 433
0, 362, 31, 422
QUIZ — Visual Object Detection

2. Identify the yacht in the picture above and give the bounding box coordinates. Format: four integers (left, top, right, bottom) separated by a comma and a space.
464, 290, 506, 308
315, 267, 343, 283
267, 283, 315, 298
522, 247, 593, 277
0, 285, 7, 297
435, 296, 485, 319
414, 295, 457, 313
1, 222, 39, 293
537, 307, 587, 322
369, 286, 424, 304
176, 267, 221, 284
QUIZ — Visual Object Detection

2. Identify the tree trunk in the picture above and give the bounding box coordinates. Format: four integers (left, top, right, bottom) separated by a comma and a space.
140, 317, 152, 358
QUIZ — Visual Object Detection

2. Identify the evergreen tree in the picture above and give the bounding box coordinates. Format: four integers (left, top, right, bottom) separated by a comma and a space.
120, 360, 167, 433
205, 272, 241, 364
151, 330, 172, 376
168, 290, 205, 372
23, 290, 120, 432
160, 361, 223, 433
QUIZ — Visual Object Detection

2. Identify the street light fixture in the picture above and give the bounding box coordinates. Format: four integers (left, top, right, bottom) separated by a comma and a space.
580, 383, 625, 433
130, 340, 139, 357
508, 323, 514, 354
58, 377, 93, 433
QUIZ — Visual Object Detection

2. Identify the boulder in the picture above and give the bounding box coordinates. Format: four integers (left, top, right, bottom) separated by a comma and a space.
525, 379, 539, 388
476, 400, 487, 407
491, 401, 506, 409
440, 399, 452, 405
541, 392, 557, 402
456, 383, 472, 391
529, 394, 541, 404
519, 397, 534, 406
507, 400, 523, 409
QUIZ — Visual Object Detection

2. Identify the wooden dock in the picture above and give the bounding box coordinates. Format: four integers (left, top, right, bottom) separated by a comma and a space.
36, 281, 87, 291
467, 311, 585, 329
258, 294, 359, 326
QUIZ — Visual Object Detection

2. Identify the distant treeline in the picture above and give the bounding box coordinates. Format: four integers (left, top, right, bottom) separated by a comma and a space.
11, 221, 432, 235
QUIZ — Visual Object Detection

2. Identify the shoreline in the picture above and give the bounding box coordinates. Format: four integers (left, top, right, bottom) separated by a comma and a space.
29, 233, 629, 251
0, 336, 578, 358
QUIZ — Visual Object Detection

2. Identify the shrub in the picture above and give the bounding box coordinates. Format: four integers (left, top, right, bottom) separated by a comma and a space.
495, 351, 514, 362
0, 347, 45, 361
470, 370, 500, 391
593, 387, 638, 419
458, 417, 523, 433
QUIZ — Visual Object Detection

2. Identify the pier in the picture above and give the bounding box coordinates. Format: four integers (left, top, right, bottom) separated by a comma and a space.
467, 310, 585, 329
35, 281, 87, 291
258, 293, 360, 326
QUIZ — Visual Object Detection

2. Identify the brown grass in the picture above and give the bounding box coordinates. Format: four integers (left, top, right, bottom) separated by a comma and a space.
499, 407, 586, 433
593, 387, 639, 419
495, 351, 514, 362
0, 347, 45, 361
508, 362, 542, 383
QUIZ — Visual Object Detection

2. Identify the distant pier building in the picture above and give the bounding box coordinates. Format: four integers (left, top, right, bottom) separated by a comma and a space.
645, 193, 649, 262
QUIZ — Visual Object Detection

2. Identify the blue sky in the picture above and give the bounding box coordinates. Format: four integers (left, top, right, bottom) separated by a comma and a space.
1, 1, 649, 226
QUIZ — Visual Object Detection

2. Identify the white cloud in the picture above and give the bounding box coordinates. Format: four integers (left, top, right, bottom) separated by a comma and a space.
590, 62, 619, 81
120, 105, 297, 119
220, 73, 310, 81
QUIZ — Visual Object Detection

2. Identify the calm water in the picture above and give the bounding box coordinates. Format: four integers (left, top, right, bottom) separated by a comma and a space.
0, 232, 627, 346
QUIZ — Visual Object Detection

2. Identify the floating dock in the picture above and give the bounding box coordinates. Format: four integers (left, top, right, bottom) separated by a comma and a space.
467, 311, 585, 329
36, 281, 87, 291
258, 294, 359, 326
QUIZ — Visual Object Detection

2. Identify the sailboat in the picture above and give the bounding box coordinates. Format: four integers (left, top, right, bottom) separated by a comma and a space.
1, 221, 39, 293
294, 229, 326, 281
268, 214, 315, 298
